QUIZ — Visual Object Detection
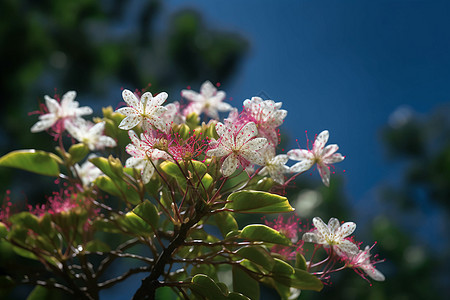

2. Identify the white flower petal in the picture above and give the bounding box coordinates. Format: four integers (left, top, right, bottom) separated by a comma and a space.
30, 118, 56, 133
362, 265, 385, 281
324, 153, 345, 164
336, 239, 359, 256
317, 163, 331, 187
221, 155, 239, 177
118, 115, 142, 130
336, 222, 356, 238
242, 137, 268, 152
290, 160, 314, 173
321, 144, 339, 159
181, 90, 201, 102
206, 146, 229, 158
141, 161, 155, 184
44, 97, 61, 114
313, 130, 329, 154
122, 89, 140, 108
272, 154, 289, 165
236, 122, 258, 148
151, 92, 168, 107
99, 136, 117, 148
328, 218, 340, 233
302, 232, 319, 243
200, 80, 216, 98
287, 149, 314, 161
312, 217, 331, 241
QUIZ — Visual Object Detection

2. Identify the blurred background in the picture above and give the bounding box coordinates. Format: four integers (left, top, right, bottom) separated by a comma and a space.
1, 0, 450, 299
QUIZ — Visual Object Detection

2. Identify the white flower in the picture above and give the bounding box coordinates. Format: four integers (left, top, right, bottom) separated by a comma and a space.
287, 130, 344, 186
206, 122, 268, 177
303, 217, 359, 257
347, 245, 385, 282
125, 130, 169, 183
66, 120, 116, 151
116, 89, 168, 132
160, 101, 185, 132
74, 155, 103, 187
181, 81, 232, 119
259, 146, 289, 184
242, 96, 287, 145
31, 91, 93, 133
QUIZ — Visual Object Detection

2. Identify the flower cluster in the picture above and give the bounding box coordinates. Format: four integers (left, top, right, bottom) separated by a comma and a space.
0, 80, 385, 299
31, 91, 116, 150
302, 217, 385, 282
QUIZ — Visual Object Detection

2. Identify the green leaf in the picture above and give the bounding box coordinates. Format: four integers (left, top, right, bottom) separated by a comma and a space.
12, 246, 38, 260
68, 143, 89, 163
133, 200, 159, 229
0, 150, 62, 176
272, 258, 294, 276
120, 212, 151, 235
27, 285, 65, 300
0, 275, 15, 289
232, 266, 260, 300
240, 225, 291, 246
93, 175, 141, 205
155, 286, 178, 300
93, 218, 122, 233
160, 160, 207, 191
225, 190, 294, 214
85, 240, 111, 252
289, 268, 323, 291
235, 246, 275, 271
0, 223, 8, 239
191, 264, 218, 281
214, 212, 238, 238
190, 274, 227, 299
9, 212, 41, 234
295, 252, 307, 271
254, 177, 275, 191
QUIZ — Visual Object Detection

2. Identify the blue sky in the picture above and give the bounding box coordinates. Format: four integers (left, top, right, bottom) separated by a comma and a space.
162, 0, 450, 203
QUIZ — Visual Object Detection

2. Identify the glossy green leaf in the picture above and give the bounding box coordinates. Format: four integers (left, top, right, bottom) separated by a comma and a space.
160, 160, 207, 191
295, 252, 307, 271
120, 212, 151, 235
190, 274, 250, 300
235, 246, 275, 271
190, 274, 227, 299
214, 211, 238, 238
85, 240, 111, 252
254, 177, 275, 191
225, 190, 294, 214
12, 246, 38, 260
9, 212, 41, 234
191, 264, 218, 281
133, 200, 159, 229
272, 258, 294, 276
68, 143, 89, 163
93, 175, 141, 205
93, 218, 122, 233
0, 222, 7, 239
27, 285, 64, 300
232, 266, 260, 300
289, 268, 323, 291
0, 150, 62, 176
240, 225, 291, 246
273, 267, 323, 292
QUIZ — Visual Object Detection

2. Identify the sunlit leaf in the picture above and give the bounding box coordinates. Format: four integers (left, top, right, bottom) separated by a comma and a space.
225, 190, 294, 214
232, 266, 260, 300
0, 150, 62, 176
240, 225, 291, 246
